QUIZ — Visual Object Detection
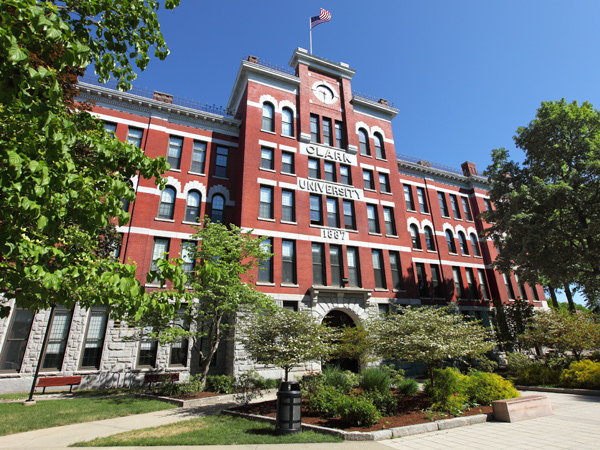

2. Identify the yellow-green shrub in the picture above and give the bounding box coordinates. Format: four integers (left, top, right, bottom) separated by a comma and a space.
560, 360, 600, 389
467, 372, 520, 405
517, 363, 561, 386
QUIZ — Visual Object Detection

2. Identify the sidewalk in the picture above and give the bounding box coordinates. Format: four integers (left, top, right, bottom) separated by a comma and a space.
1, 390, 599, 449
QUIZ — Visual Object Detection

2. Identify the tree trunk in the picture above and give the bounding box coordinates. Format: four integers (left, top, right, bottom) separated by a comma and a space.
563, 284, 575, 312
547, 285, 559, 309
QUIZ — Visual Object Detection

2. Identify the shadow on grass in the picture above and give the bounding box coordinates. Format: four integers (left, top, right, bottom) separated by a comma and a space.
246, 427, 278, 436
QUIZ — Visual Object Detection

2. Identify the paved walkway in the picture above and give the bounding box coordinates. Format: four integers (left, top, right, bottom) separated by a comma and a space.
1, 390, 599, 449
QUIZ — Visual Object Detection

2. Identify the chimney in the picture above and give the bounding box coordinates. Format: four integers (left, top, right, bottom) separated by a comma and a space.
153, 91, 173, 104
461, 161, 478, 177
378, 98, 388, 106
248, 55, 258, 64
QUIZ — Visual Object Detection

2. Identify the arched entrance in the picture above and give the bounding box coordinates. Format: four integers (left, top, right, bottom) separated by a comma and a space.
322, 310, 359, 373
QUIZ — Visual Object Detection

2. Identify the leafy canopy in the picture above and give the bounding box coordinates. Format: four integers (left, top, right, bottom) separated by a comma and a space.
483, 100, 600, 308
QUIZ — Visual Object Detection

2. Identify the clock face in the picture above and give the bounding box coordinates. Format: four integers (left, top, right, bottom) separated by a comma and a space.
314, 84, 336, 104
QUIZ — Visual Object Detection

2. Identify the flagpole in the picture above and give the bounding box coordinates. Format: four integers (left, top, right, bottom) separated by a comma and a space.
309, 17, 312, 54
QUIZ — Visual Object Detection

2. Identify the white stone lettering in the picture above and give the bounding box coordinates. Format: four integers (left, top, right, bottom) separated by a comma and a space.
300, 143, 357, 166
321, 228, 348, 241
297, 178, 363, 200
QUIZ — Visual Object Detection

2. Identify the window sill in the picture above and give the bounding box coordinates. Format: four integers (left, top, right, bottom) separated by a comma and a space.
412, 248, 424, 252
258, 217, 276, 222
406, 208, 417, 213
369, 232, 382, 236
280, 171, 296, 177
448, 252, 458, 256
375, 157, 388, 162
155, 218, 175, 223
182, 220, 200, 226
386, 234, 399, 239
256, 282, 276, 286
473, 255, 483, 259
420, 212, 431, 216
381, 191, 392, 195
145, 283, 161, 288
392, 289, 407, 293
427, 250, 438, 254
187, 171, 206, 176
280, 283, 299, 288
280, 134, 295, 139
213, 176, 229, 181
466, 220, 475, 223
280, 220, 297, 225
360, 154, 372, 158
261, 129, 276, 135
374, 288, 389, 292
364, 188, 377, 193
169, 168, 181, 173
259, 167, 276, 173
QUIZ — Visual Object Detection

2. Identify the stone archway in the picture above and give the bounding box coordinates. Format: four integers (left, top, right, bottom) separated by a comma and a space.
322, 309, 359, 373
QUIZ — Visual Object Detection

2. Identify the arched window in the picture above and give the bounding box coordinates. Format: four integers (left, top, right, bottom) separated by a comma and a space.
374, 132, 385, 159
446, 230, 457, 254
185, 190, 201, 223
282, 107, 294, 137
262, 102, 275, 132
210, 194, 225, 223
410, 224, 421, 250
157, 186, 176, 219
424, 226, 435, 251
458, 231, 469, 255
470, 233, 481, 257
358, 128, 370, 156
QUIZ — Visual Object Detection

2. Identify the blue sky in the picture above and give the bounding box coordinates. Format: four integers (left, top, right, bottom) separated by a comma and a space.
118, 0, 599, 304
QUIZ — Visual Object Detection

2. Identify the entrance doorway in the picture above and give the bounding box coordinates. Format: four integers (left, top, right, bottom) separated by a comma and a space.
322, 310, 359, 373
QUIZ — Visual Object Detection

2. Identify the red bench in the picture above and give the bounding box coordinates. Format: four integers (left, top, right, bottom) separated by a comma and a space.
143, 372, 179, 389
36, 376, 82, 394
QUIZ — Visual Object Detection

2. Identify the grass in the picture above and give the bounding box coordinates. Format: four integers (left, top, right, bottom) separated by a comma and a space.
0, 387, 141, 401
0, 396, 174, 436
72, 414, 343, 447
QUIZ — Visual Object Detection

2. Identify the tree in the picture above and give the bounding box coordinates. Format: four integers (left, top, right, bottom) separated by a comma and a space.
483, 100, 600, 310
521, 309, 600, 360
491, 299, 534, 352
328, 324, 376, 369
239, 308, 333, 382
141, 220, 276, 388
368, 307, 495, 383
1, 0, 183, 319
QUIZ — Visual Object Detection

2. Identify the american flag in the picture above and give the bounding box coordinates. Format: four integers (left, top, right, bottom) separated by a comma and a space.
310, 8, 331, 29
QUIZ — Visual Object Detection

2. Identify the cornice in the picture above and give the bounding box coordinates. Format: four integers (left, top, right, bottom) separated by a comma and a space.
351, 96, 399, 120
397, 159, 490, 188
288, 48, 356, 80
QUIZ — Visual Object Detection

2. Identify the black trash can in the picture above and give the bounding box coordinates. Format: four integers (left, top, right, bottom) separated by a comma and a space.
275, 381, 302, 434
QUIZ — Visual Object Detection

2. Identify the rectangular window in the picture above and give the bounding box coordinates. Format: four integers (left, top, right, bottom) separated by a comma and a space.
342, 200, 356, 230
323, 118, 333, 146
310, 194, 322, 225
191, 141, 207, 173
0, 309, 34, 372
478, 269, 490, 300
259, 186, 274, 219
340, 164, 351, 185
81, 307, 108, 369
335, 121, 344, 148
151, 238, 170, 283
308, 158, 320, 179
258, 238, 273, 283
104, 122, 117, 134
363, 170, 374, 190
347, 247, 361, 287
466, 268, 479, 299
515, 274, 529, 300
431, 264, 443, 298
379, 173, 390, 193
484, 198, 493, 211
417, 187, 429, 213
382, 206, 396, 236
461, 197, 473, 221
415, 263, 428, 297
167, 136, 183, 170
503, 273, 516, 300
127, 127, 143, 147
169, 314, 188, 367
260, 147, 274, 170
404, 185, 415, 210
281, 240, 296, 284
450, 194, 461, 219
389, 251, 403, 290
281, 151, 294, 174
214, 146, 229, 178
312, 243, 325, 285
310, 114, 320, 143
438, 192, 449, 217
378, 303, 390, 317
327, 197, 339, 228
372, 250, 386, 289
281, 189, 295, 222
330, 245, 343, 286
324, 161, 336, 182
181, 241, 196, 276
453, 267, 464, 299
138, 327, 157, 368
366, 204, 380, 233
283, 301, 298, 311
42, 308, 73, 370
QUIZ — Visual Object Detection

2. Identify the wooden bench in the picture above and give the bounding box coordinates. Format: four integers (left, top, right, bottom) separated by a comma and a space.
36, 376, 82, 394
143, 372, 180, 389
492, 395, 552, 422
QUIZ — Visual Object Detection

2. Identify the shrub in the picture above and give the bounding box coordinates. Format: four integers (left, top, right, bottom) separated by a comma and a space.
178, 374, 204, 396
560, 360, 600, 389
396, 378, 420, 397
205, 375, 235, 394
259, 378, 281, 390
158, 381, 181, 397
234, 370, 264, 406
425, 368, 469, 415
305, 386, 346, 418
516, 363, 561, 386
506, 352, 533, 377
587, 351, 600, 363
363, 389, 397, 416
467, 372, 520, 405
545, 353, 572, 371
322, 366, 355, 394
359, 367, 391, 394
468, 354, 499, 374
380, 364, 406, 388
338, 396, 381, 427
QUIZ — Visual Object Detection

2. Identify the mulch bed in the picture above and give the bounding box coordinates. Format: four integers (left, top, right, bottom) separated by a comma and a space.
230, 393, 493, 432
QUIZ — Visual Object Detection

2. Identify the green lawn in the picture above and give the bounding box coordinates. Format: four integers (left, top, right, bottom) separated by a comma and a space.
0, 396, 174, 436
72, 414, 343, 447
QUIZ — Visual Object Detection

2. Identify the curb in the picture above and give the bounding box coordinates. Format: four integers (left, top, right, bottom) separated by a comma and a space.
223, 410, 493, 441
516, 386, 600, 397
137, 389, 277, 408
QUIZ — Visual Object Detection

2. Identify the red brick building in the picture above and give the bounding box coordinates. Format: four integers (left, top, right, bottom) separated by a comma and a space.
0, 49, 546, 391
